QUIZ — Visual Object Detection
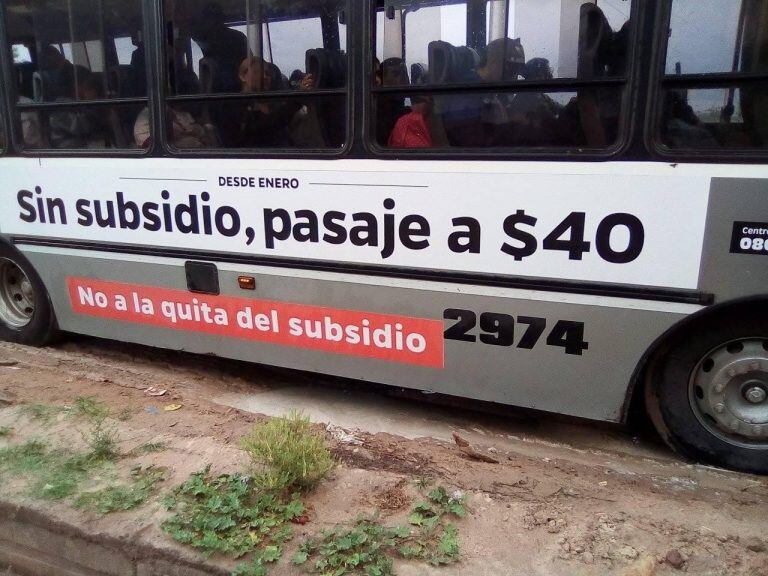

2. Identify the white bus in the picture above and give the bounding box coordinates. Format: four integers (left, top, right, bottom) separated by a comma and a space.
0, 0, 766, 473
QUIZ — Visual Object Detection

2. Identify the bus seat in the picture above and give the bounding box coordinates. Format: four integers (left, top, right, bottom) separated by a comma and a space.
14, 63, 36, 100
411, 63, 427, 85
199, 58, 219, 94
428, 41, 454, 84
306, 48, 346, 89
577, 4, 613, 79
32, 71, 45, 102
305, 48, 346, 147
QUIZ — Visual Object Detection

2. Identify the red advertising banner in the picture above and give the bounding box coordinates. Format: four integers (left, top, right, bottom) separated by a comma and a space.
66, 277, 444, 368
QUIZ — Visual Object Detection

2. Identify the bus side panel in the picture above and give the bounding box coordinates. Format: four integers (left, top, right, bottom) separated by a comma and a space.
698, 178, 768, 302
19, 246, 693, 423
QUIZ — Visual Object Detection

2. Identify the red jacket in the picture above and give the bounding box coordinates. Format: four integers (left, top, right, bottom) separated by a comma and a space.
388, 111, 433, 148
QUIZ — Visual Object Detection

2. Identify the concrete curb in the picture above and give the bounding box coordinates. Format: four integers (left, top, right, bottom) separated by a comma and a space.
0, 500, 229, 576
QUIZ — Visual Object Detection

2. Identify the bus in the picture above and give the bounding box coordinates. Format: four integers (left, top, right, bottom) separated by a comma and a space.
0, 0, 766, 474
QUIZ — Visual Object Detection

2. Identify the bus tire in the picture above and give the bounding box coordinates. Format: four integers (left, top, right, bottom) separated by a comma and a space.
0, 243, 58, 346
645, 309, 768, 474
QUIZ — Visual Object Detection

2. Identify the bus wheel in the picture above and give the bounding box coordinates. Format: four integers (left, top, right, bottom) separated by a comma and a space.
646, 311, 768, 474
0, 245, 57, 346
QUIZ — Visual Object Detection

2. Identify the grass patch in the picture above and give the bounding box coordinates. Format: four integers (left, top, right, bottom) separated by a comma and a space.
0, 426, 13, 438
71, 396, 110, 420
136, 441, 167, 454
0, 439, 108, 500
292, 486, 466, 575
240, 411, 334, 492
75, 465, 167, 513
19, 403, 62, 423
162, 466, 304, 560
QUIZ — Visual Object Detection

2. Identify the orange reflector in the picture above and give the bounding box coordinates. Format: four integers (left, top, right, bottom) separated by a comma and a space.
238, 276, 256, 290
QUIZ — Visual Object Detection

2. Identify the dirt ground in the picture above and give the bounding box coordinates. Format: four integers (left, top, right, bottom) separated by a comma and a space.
0, 336, 767, 576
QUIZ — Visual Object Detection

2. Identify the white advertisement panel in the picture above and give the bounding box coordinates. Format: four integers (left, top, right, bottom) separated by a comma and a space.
0, 158, 711, 290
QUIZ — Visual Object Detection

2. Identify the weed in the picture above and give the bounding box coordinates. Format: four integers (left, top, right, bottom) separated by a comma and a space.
20, 403, 61, 423
71, 396, 110, 420
136, 441, 167, 454
75, 466, 167, 513
292, 517, 406, 576
117, 408, 133, 422
0, 426, 13, 438
231, 546, 282, 576
0, 439, 49, 474
240, 411, 334, 492
0, 439, 104, 500
162, 466, 304, 560
81, 415, 119, 462
293, 485, 466, 575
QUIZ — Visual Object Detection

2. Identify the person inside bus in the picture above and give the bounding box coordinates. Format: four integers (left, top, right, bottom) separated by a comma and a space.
388, 95, 433, 148
37, 45, 75, 101
225, 56, 302, 147
49, 67, 109, 148
189, 2, 248, 93
501, 58, 563, 146
376, 58, 410, 145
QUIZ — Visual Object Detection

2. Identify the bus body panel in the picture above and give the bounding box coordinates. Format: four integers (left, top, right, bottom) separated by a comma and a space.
19, 245, 695, 423
699, 178, 768, 302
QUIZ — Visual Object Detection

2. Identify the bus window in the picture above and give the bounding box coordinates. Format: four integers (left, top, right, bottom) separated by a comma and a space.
657, 0, 768, 153
162, 0, 347, 151
3, 0, 149, 150
372, 0, 632, 151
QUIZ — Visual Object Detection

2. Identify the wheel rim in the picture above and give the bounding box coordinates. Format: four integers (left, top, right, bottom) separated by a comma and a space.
689, 338, 768, 448
0, 258, 35, 329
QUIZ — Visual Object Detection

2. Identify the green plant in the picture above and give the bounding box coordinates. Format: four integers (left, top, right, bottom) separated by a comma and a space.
136, 441, 167, 454
241, 411, 334, 492
231, 546, 282, 576
293, 517, 407, 576
162, 467, 303, 560
293, 485, 466, 575
0, 426, 13, 437
71, 396, 110, 420
0, 439, 108, 501
20, 403, 61, 423
81, 414, 119, 462
75, 465, 167, 513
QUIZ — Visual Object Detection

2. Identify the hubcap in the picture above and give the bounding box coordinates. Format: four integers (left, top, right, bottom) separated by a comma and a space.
689, 338, 768, 447
0, 258, 35, 329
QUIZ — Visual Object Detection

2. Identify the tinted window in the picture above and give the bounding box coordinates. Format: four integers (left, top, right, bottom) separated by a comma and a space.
659, 0, 768, 152
4, 0, 149, 150
373, 0, 631, 150
163, 0, 347, 150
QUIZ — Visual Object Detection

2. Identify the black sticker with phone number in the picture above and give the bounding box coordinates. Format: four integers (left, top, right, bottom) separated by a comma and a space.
730, 221, 768, 256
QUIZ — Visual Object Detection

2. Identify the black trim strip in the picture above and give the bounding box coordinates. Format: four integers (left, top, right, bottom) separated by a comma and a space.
10, 235, 714, 306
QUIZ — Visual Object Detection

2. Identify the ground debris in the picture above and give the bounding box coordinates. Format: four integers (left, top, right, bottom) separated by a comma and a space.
452, 432, 499, 463
326, 423, 364, 445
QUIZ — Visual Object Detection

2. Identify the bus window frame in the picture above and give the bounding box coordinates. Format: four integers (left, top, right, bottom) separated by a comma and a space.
646, 0, 768, 163
0, 0, 154, 158
159, 0, 353, 159
365, 0, 641, 161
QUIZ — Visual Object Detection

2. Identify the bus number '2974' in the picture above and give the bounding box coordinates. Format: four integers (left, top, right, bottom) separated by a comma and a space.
443, 309, 589, 356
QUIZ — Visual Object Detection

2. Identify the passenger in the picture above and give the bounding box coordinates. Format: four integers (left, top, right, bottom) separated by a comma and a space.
189, 2, 247, 93
19, 96, 44, 148
376, 58, 409, 145
37, 45, 74, 101
388, 96, 433, 148
49, 68, 109, 148
133, 106, 217, 149
504, 58, 562, 145
228, 56, 301, 147
477, 38, 525, 83
373, 57, 383, 87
